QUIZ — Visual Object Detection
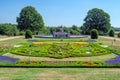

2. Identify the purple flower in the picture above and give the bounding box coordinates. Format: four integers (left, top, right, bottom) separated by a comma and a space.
105, 55, 120, 64
0, 55, 19, 63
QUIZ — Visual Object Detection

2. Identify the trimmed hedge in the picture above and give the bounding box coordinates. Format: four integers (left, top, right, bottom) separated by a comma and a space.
118, 32, 120, 38
109, 29, 115, 37
91, 29, 98, 39
25, 30, 32, 39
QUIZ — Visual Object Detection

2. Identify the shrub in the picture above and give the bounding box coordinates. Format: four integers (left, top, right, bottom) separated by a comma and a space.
19, 31, 25, 35
109, 29, 114, 37
118, 32, 120, 38
91, 29, 98, 39
25, 30, 32, 39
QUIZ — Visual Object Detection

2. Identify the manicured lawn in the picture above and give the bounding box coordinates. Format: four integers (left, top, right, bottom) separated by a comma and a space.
0, 68, 119, 80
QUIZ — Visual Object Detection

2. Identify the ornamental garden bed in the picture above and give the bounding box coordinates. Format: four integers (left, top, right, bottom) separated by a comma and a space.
1, 39, 120, 67
10, 42, 115, 59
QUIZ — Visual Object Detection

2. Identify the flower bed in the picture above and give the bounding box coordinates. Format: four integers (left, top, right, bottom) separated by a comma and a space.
33, 42, 88, 46
0, 55, 19, 66
10, 42, 116, 59
0, 46, 11, 55
14, 60, 103, 67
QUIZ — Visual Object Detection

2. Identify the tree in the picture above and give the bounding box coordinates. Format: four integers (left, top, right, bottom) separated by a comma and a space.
17, 6, 44, 34
91, 29, 98, 39
0, 23, 19, 36
109, 29, 114, 37
81, 8, 111, 35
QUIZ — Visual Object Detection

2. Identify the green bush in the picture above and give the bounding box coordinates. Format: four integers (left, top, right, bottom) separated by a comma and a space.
91, 29, 98, 39
19, 31, 25, 35
109, 29, 114, 37
25, 30, 32, 39
118, 32, 120, 38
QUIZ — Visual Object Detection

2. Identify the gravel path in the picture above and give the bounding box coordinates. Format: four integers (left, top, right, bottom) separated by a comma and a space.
100, 36, 120, 41
3, 53, 116, 61
0, 36, 22, 41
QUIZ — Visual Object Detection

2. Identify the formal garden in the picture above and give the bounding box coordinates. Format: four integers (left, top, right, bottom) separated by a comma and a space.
0, 35, 120, 67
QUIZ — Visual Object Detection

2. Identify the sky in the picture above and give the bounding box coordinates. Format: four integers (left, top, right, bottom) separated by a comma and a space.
0, 0, 120, 27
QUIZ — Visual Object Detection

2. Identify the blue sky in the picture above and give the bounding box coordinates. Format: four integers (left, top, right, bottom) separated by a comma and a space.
0, 0, 120, 27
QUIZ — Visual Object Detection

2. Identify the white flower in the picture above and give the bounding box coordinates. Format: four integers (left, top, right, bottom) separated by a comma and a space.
86, 51, 91, 54
14, 45, 21, 48
100, 45, 108, 48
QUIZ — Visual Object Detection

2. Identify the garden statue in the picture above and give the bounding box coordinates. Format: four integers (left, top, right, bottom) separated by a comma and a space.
53, 27, 70, 38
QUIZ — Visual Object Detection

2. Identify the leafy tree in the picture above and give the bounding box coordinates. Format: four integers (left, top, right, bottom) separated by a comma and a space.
17, 6, 44, 34
91, 29, 98, 39
82, 8, 111, 35
109, 29, 115, 37
0, 24, 8, 35
72, 25, 81, 33
0, 23, 19, 36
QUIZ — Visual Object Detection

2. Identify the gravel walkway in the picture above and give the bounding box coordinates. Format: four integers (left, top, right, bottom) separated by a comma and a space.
100, 36, 120, 41
0, 36, 22, 41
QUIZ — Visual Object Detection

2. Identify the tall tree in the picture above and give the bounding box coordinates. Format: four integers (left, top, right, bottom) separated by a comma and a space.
17, 6, 44, 34
81, 8, 111, 35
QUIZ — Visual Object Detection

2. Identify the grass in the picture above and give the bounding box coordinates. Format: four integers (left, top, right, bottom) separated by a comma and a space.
0, 35, 8, 38
0, 68, 120, 80
98, 36, 120, 51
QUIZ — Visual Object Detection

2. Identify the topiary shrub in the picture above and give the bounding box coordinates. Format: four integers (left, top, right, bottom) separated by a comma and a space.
25, 30, 32, 39
91, 29, 98, 39
118, 32, 120, 38
109, 29, 114, 37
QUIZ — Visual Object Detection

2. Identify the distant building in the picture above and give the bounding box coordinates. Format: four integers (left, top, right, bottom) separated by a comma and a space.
53, 28, 70, 38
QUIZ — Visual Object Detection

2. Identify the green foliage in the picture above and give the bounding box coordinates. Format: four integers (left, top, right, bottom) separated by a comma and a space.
91, 29, 98, 39
10, 42, 114, 59
25, 30, 32, 39
48, 25, 81, 35
118, 32, 120, 38
81, 8, 111, 35
15, 60, 104, 67
109, 29, 114, 37
0, 23, 19, 36
19, 31, 25, 35
17, 6, 44, 34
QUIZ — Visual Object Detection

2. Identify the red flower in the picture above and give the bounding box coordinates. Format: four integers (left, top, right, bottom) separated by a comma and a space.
21, 61, 26, 64
83, 62, 91, 65
31, 61, 37, 64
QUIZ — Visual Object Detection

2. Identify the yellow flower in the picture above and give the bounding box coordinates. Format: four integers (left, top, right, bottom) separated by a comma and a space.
72, 42, 88, 46
33, 42, 53, 46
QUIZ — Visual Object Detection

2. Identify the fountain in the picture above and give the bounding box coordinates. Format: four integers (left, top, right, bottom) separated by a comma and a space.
34, 27, 87, 38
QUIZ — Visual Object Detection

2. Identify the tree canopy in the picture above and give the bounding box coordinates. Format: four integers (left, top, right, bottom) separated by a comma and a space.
17, 6, 44, 34
81, 8, 111, 35
0, 23, 19, 36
